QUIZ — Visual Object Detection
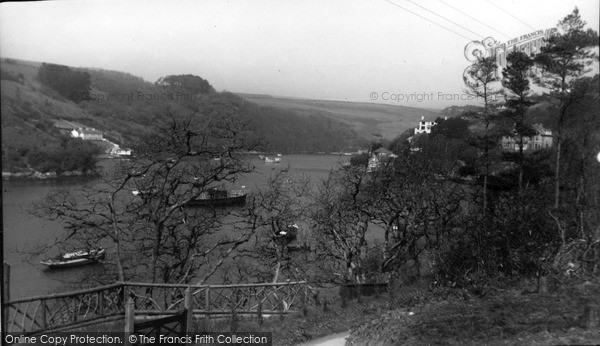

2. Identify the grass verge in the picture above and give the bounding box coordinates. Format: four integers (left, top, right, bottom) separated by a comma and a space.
348, 278, 600, 345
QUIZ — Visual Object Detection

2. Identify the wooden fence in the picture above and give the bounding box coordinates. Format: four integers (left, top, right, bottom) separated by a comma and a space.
2, 281, 308, 335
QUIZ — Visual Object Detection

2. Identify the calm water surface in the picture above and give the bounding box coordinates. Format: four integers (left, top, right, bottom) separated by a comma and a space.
2, 154, 346, 300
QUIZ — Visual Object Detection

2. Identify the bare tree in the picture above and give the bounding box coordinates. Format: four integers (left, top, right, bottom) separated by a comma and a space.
34, 98, 258, 285
367, 153, 463, 278
310, 164, 375, 284
233, 171, 312, 283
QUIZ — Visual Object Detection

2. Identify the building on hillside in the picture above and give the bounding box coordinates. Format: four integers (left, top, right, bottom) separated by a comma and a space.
110, 145, 132, 156
414, 116, 436, 134
501, 124, 553, 151
368, 147, 397, 172
70, 128, 104, 141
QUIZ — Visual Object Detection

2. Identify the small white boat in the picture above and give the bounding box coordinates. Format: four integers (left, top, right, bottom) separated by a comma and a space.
41, 248, 105, 269
264, 157, 281, 163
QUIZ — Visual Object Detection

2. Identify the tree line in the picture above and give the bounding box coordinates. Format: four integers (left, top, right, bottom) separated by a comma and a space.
38, 63, 91, 102
26, 136, 100, 174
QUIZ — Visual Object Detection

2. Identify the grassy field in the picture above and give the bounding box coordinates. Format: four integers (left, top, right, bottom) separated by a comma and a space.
236, 93, 441, 140
348, 278, 600, 345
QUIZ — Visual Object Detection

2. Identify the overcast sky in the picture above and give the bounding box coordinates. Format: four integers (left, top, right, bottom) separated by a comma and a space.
1, 0, 598, 108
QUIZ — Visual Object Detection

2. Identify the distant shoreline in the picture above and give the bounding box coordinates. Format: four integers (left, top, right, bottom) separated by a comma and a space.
1, 170, 99, 180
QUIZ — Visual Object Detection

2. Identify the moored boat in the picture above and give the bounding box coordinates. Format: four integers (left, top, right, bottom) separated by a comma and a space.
264, 157, 281, 163
40, 248, 105, 269
187, 188, 247, 207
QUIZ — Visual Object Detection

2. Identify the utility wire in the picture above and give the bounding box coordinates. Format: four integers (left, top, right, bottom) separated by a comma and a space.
437, 0, 511, 39
384, 0, 475, 41
485, 0, 537, 31
402, 0, 484, 39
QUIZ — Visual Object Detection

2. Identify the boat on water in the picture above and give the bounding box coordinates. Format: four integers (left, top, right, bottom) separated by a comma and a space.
40, 248, 105, 269
264, 157, 281, 163
187, 188, 247, 207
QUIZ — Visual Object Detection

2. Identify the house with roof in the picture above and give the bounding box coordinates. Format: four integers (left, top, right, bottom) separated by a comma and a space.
414, 116, 437, 134
109, 145, 132, 156
501, 124, 553, 152
368, 147, 398, 172
70, 128, 104, 141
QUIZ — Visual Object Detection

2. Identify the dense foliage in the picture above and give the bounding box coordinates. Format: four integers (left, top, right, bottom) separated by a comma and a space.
309, 8, 599, 288
38, 63, 91, 102
155, 74, 214, 95
26, 137, 100, 174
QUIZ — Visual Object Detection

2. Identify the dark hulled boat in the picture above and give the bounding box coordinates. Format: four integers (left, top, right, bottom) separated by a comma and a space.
187, 188, 247, 207
40, 248, 106, 269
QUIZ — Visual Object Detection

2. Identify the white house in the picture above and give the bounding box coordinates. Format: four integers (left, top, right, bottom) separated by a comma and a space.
414, 116, 437, 134
110, 145, 132, 156
70, 128, 104, 141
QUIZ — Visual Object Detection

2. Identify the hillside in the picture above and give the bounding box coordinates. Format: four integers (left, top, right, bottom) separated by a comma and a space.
0, 59, 359, 173
236, 93, 440, 140
1, 58, 449, 174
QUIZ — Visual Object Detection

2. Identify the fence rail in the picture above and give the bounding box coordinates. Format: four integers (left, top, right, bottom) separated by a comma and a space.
2, 281, 308, 335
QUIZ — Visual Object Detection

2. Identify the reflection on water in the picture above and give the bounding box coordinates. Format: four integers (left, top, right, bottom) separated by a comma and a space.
2, 155, 345, 299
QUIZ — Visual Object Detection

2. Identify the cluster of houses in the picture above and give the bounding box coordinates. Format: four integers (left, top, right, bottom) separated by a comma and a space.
500, 123, 553, 151
53, 119, 132, 157
412, 115, 553, 151
365, 115, 554, 172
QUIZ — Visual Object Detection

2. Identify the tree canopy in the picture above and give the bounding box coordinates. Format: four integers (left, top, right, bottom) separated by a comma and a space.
38, 63, 91, 102
155, 74, 215, 95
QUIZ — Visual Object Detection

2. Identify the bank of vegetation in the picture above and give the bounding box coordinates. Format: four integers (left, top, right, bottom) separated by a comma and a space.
2, 59, 361, 178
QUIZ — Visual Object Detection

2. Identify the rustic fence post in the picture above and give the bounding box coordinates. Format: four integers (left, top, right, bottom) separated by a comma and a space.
302, 285, 308, 316
3, 262, 9, 333
256, 301, 263, 326
98, 290, 104, 317
121, 283, 127, 311
3, 262, 9, 302
124, 297, 135, 346
184, 287, 193, 334
279, 296, 285, 321
340, 286, 347, 309
204, 287, 211, 330
72, 298, 77, 322
230, 303, 238, 332
41, 299, 47, 330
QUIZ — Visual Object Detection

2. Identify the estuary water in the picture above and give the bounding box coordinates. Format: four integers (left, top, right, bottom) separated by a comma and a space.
2, 154, 347, 300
